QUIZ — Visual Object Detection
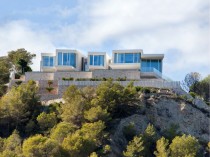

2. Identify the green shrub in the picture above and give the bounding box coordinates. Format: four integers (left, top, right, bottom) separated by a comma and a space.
142, 87, 151, 94
76, 78, 90, 81
48, 80, 53, 86
179, 95, 188, 100
123, 122, 136, 141
206, 102, 210, 106
103, 145, 111, 154
15, 80, 22, 85
135, 86, 143, 92
15, 73, 21, 79
116, 77, 127, 81
90, 78, 102, 81
62, 77, 74, 81
102, 77, 107, 81
189, 92, 197, 98
46, 87, 54, 93
0, 85, 8, 97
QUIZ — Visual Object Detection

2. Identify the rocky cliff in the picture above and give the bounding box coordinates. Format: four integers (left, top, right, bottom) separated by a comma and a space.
109, 89, 210, 156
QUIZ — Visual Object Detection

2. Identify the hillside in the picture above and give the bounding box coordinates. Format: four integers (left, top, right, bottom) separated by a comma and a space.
109, 89, 209, 156
0, 80, 209, 157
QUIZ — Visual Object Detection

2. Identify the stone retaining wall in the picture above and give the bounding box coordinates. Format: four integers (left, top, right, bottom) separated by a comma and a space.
92, 70, 140, 80
54, 72, 92, 80
25, 72, 54, 81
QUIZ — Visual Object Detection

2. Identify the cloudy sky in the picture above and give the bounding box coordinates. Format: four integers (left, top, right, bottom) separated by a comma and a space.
0, 0, 209, 81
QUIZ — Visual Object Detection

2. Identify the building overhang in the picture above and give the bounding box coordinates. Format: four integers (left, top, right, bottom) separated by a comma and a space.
141, 54, 164, 60
113, 49, 143, 53
109, 63, 140, 70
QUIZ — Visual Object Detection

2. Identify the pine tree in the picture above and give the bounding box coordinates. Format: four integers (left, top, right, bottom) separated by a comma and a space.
123, 136, 144, 157
154, 137, 170, 157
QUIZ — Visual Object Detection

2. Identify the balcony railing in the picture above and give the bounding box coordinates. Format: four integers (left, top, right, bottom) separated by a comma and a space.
58, 80, 181, 89
141, 67, 172, 81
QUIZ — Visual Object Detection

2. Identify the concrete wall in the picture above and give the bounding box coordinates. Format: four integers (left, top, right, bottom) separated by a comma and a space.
25, 72, 54, 81
92, 70, 140, 80
54, 72, 92, 80
39, 80, 181, 101
25, 71, 92, 81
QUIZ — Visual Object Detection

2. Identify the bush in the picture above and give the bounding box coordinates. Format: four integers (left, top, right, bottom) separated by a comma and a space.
190, 92, 197, 98
90, 78, 102, 81
15, 73, 21, 79
46, 87, 54, 93
135, 86, 143, 92
0, 85, 7, 97
116, 77, 127, 81
47, 80, 53, 86
76, 78, 90, 81
15, 80, 22, 85
37, 112, 57, 131
102, 77, 107, 81
179, 95, 188, 100
123, 122, 136, 141
170, 134, 200, 157
142, 87, 151, 94
62, 77, 74, 81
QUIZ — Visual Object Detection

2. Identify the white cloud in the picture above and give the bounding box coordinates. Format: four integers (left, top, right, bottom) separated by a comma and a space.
0, 0, 209, 80
0, 20, 55, 70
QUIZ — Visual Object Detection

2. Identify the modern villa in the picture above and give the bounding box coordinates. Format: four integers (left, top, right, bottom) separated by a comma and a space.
9, 49, 181, 101
39, 49, 164, 78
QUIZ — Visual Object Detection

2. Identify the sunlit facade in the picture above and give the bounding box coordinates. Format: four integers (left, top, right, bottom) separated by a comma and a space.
40, 49, 164, 74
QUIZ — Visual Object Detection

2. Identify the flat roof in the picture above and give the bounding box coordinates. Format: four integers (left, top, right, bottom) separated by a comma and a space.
112, 49, 143, 53
141, 54, 164, 59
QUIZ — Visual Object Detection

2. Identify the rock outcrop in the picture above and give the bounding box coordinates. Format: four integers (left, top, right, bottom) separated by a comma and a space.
109, 91, 210, 157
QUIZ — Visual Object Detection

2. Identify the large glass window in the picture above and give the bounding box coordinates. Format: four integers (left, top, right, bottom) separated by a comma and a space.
141, 59, 162, 72
89, 55, 104, 66
42, 56, 54, 67
125, 53, 134, 63
114, 53, 141, 63
57, 52, 76, 67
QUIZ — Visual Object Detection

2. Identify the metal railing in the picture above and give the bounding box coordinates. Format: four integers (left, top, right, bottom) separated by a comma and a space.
141, 67, 172, 81
58, 80, 181, 89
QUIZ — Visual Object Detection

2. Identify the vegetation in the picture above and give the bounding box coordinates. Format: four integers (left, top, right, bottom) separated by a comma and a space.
0, 77, 208, 156
8, 48, 35, 74
0, 49, 35, 97
182, 73, 210, 104
46, 80, 54, 93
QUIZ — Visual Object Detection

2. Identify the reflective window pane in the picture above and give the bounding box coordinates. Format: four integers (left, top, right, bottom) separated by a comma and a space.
125, 53, 133, 63
50, 57, 54, 66
63, 53, 68, 65
70, 53, 76, 67
90, 55, 93, 65
58, 52, 62, 65
43, 56, 49, 66
114, 53, 117, 63
99, 55, 104, 66
118, 54, 124, 63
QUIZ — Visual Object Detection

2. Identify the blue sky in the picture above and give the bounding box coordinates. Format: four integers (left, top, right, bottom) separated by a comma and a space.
0, 0, 209, 81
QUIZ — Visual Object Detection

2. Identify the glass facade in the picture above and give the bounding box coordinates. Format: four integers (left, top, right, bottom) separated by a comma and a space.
141, 59, 162, 72
42, 56, 54, 67
58, 52, 62, 65
114, 53, 140, 63
89, 55, 104, 66
57, 52, 76, 67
